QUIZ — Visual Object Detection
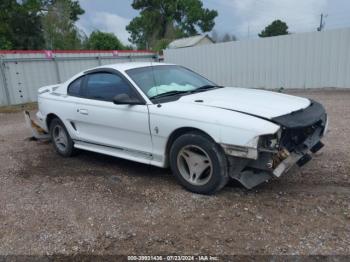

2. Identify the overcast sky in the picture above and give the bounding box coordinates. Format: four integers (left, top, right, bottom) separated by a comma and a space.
76, 0, 350, 45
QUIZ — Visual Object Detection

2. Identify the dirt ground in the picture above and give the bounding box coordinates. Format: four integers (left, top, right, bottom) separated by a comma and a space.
0, 90, 349, 256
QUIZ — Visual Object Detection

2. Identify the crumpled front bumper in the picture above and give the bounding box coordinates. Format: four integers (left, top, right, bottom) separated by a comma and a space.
230, 137, 324, 189
229, 100, 327, 189
272, 124, 326, 178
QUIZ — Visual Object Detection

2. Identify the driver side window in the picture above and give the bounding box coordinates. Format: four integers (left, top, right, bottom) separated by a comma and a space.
82, 72, 137, 102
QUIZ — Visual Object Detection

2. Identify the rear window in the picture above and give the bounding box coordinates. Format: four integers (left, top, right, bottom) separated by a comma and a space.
67, 77, 83, 96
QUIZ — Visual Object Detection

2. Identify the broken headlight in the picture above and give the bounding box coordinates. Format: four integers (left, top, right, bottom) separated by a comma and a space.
258, 132, 281, 153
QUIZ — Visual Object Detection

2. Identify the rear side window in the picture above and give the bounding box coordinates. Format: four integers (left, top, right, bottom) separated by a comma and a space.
67, 77, 83, 96
83, 72, 137, 101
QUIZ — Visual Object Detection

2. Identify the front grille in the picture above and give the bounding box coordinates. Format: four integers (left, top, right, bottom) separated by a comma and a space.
279, 119, 324, 151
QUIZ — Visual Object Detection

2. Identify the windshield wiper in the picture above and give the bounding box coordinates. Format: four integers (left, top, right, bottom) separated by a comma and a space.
149, 90, 190, 100
191, 85, 223, 93
149, 85, 222, 100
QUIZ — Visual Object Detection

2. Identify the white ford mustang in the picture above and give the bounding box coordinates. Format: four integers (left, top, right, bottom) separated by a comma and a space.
36, 62, 327, 194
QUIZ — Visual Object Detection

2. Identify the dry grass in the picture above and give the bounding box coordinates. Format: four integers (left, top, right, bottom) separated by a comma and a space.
0, 102, 38, 113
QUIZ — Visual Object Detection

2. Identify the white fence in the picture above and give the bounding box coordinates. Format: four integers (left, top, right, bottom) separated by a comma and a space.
164, 28, 350, 90
0, 50, 156, 106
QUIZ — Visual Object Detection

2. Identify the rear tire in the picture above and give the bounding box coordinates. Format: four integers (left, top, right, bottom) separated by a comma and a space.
169, 132, 229, 194
49, 118, 76, 157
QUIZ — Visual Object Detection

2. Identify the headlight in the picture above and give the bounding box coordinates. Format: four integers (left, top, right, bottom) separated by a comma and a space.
221, 144, 258, 160
258, 133, 281, 153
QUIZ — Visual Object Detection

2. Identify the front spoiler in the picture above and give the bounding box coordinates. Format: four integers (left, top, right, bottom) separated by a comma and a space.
233, 148, 314, 189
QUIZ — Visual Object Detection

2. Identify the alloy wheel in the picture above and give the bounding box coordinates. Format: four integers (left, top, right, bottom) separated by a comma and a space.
176, 145, 213, 186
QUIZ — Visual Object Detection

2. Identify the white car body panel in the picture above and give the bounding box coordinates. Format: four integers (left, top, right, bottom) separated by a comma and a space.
178, 87, 311, 119
148, 101, 280, 165
38, 93, 154, 165
68, 97, 152, 155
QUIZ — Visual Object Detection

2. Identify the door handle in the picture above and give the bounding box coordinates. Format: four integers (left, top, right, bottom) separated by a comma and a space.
77, 109, 88, 115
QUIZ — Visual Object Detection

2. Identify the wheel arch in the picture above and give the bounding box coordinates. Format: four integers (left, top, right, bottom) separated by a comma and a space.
46, 113, 60, 130
164, 127, 217, 167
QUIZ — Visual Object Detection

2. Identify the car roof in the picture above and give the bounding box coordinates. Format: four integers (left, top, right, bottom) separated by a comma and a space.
90, 62, 175, 72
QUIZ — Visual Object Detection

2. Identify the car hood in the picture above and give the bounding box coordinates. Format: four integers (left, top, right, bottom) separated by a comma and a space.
178, 87, 311, 119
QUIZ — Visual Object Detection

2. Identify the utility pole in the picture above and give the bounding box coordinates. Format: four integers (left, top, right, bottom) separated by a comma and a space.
317, 13, 327, 31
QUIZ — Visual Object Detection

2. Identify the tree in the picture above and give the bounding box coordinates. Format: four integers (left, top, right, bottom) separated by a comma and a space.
0, 37, 12, 50
126, 0, 218, 50
42, 0, 85, 49
211, 30, 237, 43
0, 0, 45, 50
221, 33, 237, 42
40, 0, 84, 21
86, 31, 126, 50
259, 19, 289, 38
0, 0, 84, 50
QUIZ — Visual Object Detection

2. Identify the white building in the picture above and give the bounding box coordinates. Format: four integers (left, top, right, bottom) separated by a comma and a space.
168, 34, 214, 49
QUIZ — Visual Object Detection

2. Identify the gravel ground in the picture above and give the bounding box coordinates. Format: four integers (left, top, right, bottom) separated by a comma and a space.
0, 90, 349, 256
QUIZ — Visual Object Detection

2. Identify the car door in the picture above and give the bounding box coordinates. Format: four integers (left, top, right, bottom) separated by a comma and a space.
69, 71, 153, 161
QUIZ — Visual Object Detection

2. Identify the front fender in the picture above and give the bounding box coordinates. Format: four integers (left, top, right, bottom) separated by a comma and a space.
148, 103, 280, 166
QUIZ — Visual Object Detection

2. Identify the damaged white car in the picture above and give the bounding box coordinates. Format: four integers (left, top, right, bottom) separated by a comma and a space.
36, 63, 327, 194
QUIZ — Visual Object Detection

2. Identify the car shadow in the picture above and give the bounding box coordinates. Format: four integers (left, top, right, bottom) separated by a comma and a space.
21, 140, 285, 194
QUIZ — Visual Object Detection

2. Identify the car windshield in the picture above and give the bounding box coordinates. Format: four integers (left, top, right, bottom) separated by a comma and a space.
126, 65, 217, 99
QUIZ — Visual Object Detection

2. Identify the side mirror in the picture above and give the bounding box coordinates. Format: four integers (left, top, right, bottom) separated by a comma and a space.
113, 94, 144, 105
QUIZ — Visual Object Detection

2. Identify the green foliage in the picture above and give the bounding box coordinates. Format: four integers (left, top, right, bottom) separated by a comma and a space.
0, 37, 12, 50
42, 0, 84, 50
0, 0, 45, 50
124, 45, 134, 50
153, 38, 172, 52
62, 0, 84, 21
126, 0, 218, 50
0, 0, 84, 50
86, 31, 126, 50
259, 20, 289, 38
40, 0, 84, 21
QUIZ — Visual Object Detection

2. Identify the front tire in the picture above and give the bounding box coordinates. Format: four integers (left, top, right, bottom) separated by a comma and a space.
49, 118, 75, 157
169, 132, 229, 194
